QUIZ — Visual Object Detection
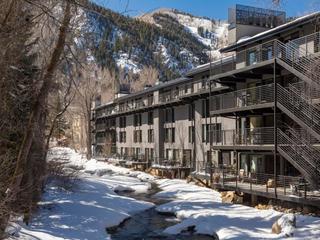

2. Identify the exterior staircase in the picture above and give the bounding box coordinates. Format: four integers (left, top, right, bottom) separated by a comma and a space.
272, 34, 320, 189
278, 127, 320, 189
275, 38, 320, 90
277, 84, 320, 141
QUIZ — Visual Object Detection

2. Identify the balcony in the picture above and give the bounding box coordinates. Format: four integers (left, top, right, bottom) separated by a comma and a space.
211, 127, 275, 150
159, 90, 180, 104
96, 124, 106, 131
210, 83, 274, 115
96, 137, 105, 144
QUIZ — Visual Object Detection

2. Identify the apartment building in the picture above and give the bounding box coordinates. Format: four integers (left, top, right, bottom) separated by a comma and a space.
93, 5, 320, 207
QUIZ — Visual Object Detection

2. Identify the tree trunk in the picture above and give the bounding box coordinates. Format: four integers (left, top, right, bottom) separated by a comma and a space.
7, 0, 72, 206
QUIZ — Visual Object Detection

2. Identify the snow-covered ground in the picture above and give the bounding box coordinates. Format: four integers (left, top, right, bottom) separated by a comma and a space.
155, 179, 320, 239
6, 148, 154, 240
6, 147, 320, 240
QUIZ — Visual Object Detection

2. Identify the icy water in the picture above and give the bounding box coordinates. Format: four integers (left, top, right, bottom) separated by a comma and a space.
109, 183, 216, 240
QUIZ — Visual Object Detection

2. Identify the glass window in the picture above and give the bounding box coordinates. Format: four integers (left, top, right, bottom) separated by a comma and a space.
148, 111, 153, 125
148, 129, 154, 143
248, 51, 257, 65
189, 126, 194, 143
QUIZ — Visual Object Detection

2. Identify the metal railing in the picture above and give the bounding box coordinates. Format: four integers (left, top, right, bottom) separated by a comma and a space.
278, 129, 320, 189
195, 161, 212, 174
159, 90, 180, 103
289, 81, 320, 102
275, 39, 320, 88
95, 124, 106, 131
211, 166, 310, 198
210, 127, 274, 146
210, 83, 274, 113
289, 31, 320, 56
277, 84, 320, 139
152, 157, 192, 168
96, 137, 106, 144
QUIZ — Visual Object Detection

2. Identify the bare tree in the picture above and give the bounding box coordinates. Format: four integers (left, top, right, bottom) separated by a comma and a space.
132, 66, 159, 92
72, 62, 111, 159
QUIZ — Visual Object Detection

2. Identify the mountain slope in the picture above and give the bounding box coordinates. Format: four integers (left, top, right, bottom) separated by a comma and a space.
84, 4, 228, 86
139, 8, 228, 58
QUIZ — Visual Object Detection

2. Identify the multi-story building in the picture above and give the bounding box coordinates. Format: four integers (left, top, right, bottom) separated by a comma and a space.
93, 5, 320, 207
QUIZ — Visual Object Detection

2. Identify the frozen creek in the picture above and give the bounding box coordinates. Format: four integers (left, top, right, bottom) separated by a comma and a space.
110, 182, 217, 240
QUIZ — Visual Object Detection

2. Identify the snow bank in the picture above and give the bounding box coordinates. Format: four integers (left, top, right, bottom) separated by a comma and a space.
6, 147, 155, 240
155, 179, 320, 239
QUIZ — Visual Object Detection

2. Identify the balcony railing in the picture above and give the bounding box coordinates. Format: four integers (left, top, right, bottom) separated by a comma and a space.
210, 127, 275, 146
210, 83, 274, 113
96, 124, 106, 131
96, 137, 105, 144
152, 157, 192, 168
97, 96, 156, 118
289, 31, 320, 56
159, 90, 180, 103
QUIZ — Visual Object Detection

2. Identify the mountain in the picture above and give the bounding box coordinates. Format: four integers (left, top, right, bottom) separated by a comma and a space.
138, 8, 228, 59
84, 4, 228, 88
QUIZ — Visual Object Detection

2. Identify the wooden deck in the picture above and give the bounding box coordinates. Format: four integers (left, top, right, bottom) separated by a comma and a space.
215, 181, 320, 208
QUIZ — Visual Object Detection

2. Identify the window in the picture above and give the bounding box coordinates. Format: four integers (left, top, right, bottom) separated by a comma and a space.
165, 149, 171, 160
147, 94, 154, 106
248, 50, 257, 65
183, 150, 192, 165
265, 45, 273, 60
201, 76, 209, 89
202, 99, 209, 118
135, 148, 141, 158
184, 85, 188, 94
134, 114, 142, 127
119, 131, 126, 143
148, 111, 154, 125
189, 126, 194, 143
120, 116, 126, 128
164, 128, 175, 143
145, 148, 154, 161
173, 149, 179, 161
165, 108, 175, 123
188, 104, 194, 121
134, 130, 142, 143
202, 123, 222, 143
148, 129, 154, 143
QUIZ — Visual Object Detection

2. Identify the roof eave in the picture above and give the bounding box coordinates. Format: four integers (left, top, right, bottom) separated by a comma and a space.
220, 13, 319, 53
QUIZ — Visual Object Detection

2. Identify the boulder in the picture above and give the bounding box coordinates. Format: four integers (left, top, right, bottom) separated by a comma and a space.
302, 205, 313, 215
213, 174, 220, 183
272, 221, 282, 234
221, 191, 243, 204
272, 214, 296, 237
267, 179, 275, 188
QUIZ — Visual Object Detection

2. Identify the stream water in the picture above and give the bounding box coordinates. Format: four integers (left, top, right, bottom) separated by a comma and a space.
109, 183, 216, 240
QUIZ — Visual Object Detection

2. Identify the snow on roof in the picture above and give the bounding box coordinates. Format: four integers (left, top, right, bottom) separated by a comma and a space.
222, 11, 320, 52
186, 55, 235, 76
237, 36, 252, 43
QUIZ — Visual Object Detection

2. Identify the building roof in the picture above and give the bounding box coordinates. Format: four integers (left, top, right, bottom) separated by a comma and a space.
221, 11, 320, 53
95, 101, 115, 110
186, 55, 235, 77
95, 77, 191, 110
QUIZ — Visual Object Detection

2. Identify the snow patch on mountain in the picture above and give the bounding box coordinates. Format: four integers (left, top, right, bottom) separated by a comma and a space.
139, 8, 229, 61
114, 52, 143, 74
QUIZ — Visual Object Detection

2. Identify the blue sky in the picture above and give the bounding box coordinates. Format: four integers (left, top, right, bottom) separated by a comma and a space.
93, 0, 320, 19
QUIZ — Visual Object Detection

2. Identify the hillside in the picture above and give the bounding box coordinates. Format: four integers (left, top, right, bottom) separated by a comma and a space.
83, 4, 228, 90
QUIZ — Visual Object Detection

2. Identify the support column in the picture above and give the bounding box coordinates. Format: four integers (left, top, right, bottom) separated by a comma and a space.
273, 60, 278, 198
209, 81, 213, 187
